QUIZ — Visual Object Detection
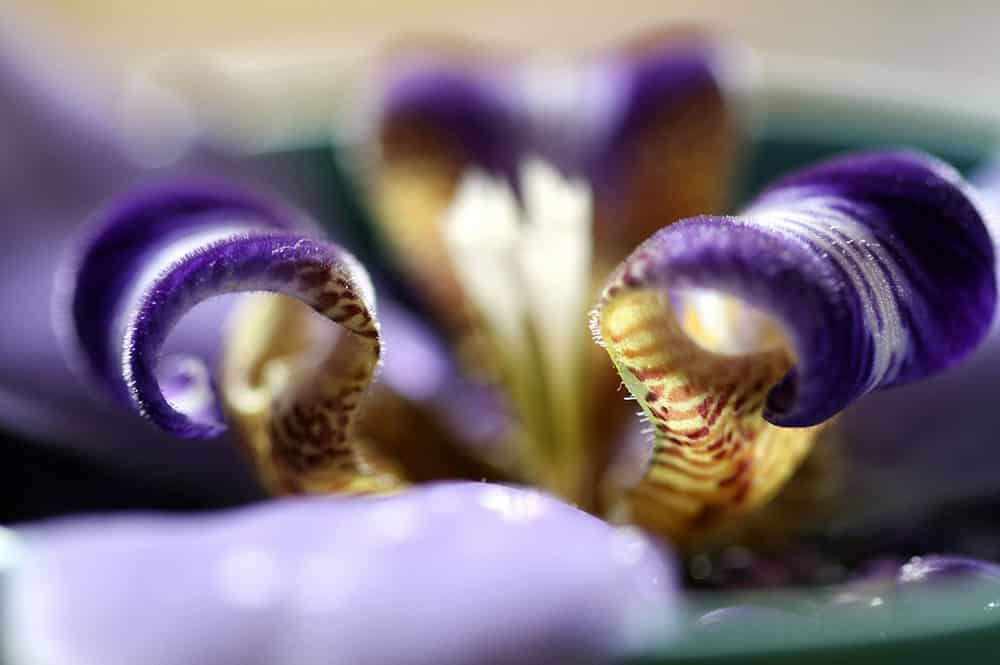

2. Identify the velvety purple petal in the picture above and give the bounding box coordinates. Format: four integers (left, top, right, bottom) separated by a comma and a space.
601, 149, 994, 428
806, 150, 1000, 526
3, 482, 678, 665
592, 150, 995, 541
60, 178, 377, 441
761, 150, 995, 404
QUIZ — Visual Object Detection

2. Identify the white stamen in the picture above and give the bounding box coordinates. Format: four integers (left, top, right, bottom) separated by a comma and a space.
518, 157, 593, 401
442, 169, 526, 353
442, 159, 593, 358
441, 158, 594, 498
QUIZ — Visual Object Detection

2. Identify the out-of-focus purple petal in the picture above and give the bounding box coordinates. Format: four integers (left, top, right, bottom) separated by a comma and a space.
591, 32, 728, 177
0, 18, 133, 213
365, 304, 513, 478
370, 45, 520, 343
589, 30, 740, 261
593, 150, 995, 540
379, 49, 521, 182
3, 482, 678, 665
375, 30, 737, 194
60, 178, 377, 441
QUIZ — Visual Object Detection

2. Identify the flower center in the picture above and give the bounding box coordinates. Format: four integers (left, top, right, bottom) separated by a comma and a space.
441, 158, 594, 502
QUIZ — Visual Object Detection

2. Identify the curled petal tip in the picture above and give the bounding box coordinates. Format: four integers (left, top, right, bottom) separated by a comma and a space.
4, 483, 677, 665
125, 232, 377, 439
59, 177, 305, 412
594, 150, 996, 539
60, 177, 392, 493
756, 149, 997, 401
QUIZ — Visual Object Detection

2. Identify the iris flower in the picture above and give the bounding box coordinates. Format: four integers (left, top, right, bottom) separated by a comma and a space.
3, 26, 1000, 665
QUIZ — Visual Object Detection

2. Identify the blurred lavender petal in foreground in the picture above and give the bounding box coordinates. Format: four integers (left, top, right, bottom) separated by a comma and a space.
3, 482, 677, 665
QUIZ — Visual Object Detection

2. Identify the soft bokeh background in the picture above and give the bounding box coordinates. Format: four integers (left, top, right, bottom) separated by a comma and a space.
21, 0, 1000, 78
12, 1, 1000, 154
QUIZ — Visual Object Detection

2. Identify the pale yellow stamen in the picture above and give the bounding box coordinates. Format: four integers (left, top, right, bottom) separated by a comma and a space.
441, 158, 593, 501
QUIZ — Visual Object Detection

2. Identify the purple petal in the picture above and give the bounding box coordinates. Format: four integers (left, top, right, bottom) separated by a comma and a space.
593, 150, 995, 540
60, 178, 377, 441
359, 304, 513, 481
57, 174, 504, 494
589, 30, 740, 260
3, 482, 678, 665
824, 154, 1000, 520
591, 31, 730, 174
379, 49, 521, 182
376, 30, 736, 192
602, 149, 994, 427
